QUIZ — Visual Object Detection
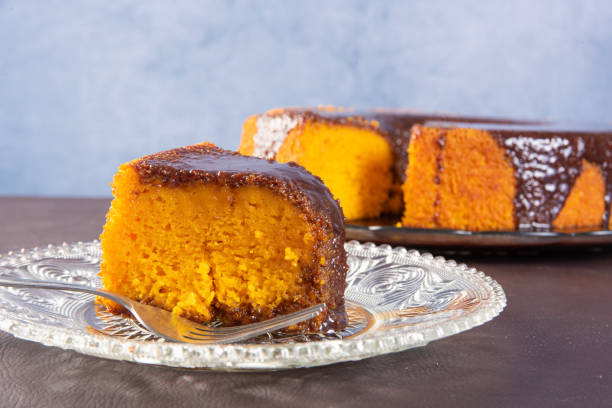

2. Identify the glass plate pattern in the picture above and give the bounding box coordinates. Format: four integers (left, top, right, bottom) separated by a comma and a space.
0, 241, 505, 370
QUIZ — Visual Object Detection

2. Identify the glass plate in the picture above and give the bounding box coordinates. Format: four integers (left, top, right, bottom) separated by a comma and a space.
0, 241, 505, 371
348, 218, 612, 248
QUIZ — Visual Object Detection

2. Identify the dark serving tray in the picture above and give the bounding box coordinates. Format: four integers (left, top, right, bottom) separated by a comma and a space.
346, 218, 612, 248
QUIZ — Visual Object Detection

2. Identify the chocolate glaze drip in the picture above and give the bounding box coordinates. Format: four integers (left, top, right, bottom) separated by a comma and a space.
497, 133, 583, 230
131, 143, 348, 332
432, 131, 447, 224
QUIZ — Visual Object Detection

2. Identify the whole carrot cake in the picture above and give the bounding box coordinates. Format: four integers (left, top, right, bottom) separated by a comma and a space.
240, 107, 612, 232
99, 143, 348, 332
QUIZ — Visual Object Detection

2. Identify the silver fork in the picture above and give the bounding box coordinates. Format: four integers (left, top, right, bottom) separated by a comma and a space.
0, 276, 325, 344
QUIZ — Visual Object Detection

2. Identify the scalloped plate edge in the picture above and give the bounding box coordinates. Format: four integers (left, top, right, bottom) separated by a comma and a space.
0, 241, 507, 370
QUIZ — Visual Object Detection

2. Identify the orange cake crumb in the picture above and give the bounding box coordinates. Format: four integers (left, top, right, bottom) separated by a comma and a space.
553, 161, 605, 230
436, 127, 516, 231
401, 125, 443, 228
403, 126, 515, 231
275, 120, 393, 220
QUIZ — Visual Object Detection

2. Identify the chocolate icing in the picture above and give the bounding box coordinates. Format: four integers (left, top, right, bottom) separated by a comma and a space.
131, 143, 348, 332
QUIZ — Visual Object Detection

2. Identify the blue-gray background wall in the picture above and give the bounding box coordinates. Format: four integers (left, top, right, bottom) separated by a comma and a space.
1, 0, 611, 196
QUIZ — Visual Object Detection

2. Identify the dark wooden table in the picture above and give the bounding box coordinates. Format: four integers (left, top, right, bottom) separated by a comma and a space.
0, 197, 610, 407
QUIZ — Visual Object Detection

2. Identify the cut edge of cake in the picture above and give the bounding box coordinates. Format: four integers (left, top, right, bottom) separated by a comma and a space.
99, 142, 348, 333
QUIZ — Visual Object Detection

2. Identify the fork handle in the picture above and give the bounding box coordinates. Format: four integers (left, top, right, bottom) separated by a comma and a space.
0, 276, 132, 310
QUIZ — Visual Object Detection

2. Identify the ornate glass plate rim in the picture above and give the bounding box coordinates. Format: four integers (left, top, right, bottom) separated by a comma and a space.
0, 241, 506, 371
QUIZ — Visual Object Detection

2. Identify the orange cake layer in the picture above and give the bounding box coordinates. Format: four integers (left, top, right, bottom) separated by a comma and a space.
240, 107, 612, 232
99, 143, 348, 332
